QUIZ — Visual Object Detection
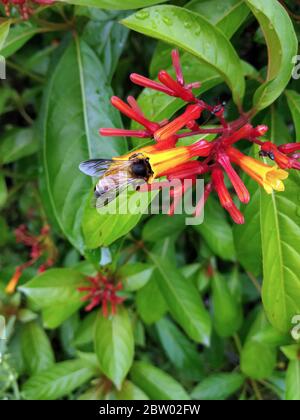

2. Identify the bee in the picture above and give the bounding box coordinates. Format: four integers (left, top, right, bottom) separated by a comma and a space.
79, 153, 153, 207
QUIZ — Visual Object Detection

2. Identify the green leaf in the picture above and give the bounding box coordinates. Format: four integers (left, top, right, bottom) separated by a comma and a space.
59, 0, 170, 10
20, 269, 87, 329
156, 317, 204, 381
142, 214, 186, 243
186, 0, 250, 39
240, 311, 284, 379
0, 20, 11, 50
246, 0, 297, 111
115, 380, 149, 400
233, 151, 262, 277
73, 311, 97, 347
117, 263, 154, 292
0, 174, 7, 209
281, 344, 300, 361
0, 128, 38, 164
21, 321, 55, 375
0, 22, 42, 58
212, 273, 243, 337
136, 277, 168, 324
82, 189, 157, 249
286, 90, 300, 140
81, 10, 129, 81
150, 253, 211, 345
22, 359, 95, 400
130, 361, 190, 400
94, 307, 134, 389
191, 372, 245, 400
261, 170, 300, 333
40, 36, 126, 253
122, 5, 245, 105
286, 360, 300, 401
194, 197, 236, 261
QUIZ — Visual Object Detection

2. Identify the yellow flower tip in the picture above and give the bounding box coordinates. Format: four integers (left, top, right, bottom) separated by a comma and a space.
264, 167, 289, 193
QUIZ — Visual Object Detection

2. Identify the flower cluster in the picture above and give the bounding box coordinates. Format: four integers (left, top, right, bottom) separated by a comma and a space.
5, 224, 57, 294
78, 273, 124, 317
99, 50, 300, 224
1, 0, 54, 19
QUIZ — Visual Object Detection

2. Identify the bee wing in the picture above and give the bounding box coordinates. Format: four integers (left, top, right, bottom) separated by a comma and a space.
94, 172, 145, 208
79, 159, 133, 177
79, 159, 116, 177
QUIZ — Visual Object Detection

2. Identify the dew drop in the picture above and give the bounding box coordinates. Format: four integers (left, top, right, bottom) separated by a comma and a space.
184, 21, 192, 29
195, 27, 201, 36
163, 17, 173, 26
136, 10, 149, 20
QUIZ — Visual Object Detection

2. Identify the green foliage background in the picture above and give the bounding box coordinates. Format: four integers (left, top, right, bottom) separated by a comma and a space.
0, 0, 300, 400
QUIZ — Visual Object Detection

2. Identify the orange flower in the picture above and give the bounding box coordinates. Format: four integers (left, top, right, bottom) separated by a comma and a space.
227, 147, 288, 194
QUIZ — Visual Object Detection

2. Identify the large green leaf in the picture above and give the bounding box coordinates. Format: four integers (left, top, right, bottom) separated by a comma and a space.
0, 22, 43, 58
130, 361, 190, 400
0, 128, 38, 164
286, 90, 300, 140
286, 360, 300, 401
81, 10, 129, 81
59, 0, 170, 9
241, 311, 286, 379
136, 276, 168, 324
186, 0, 250, 39
21, 321, 55, 375
0, 174, 7, 210
122, 5, 245, 105
0, 20, 11, 50
19, 269, 87, 329
246, 0, 297, 111
156, 317, 204, 381
194, 197, 236, 261
94, 307, 134, 389
82, 190, 157, 249
212, 273, 243, 337
261, 170, 300, 333
40, 36, 126, 252
22, 359, 95, 400
150, 253, 211, 345
233, 147, 262, 277
191, 372, 245, 400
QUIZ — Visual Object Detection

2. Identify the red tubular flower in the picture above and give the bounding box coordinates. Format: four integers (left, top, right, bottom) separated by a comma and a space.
260, 142, 300, 170
78, 273, 124, 316
217, 153, 250, 204
212, 167, 244, 224
278, 143, 300, 154
222, 123, 254, 147
154, 103, 205, 142
158, 70, 196, 103
5, 224, 56, 294
110, 96, 160, 133
130, 73, 174, 96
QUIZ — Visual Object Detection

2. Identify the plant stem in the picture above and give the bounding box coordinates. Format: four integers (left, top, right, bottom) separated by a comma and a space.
250, 379, 263, 401
246, 271, 262, 294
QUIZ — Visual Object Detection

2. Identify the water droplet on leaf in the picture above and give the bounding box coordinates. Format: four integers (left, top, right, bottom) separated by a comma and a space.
184, 21, 192, 29
163, 17, 173, 26
136, 10, 149, 20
